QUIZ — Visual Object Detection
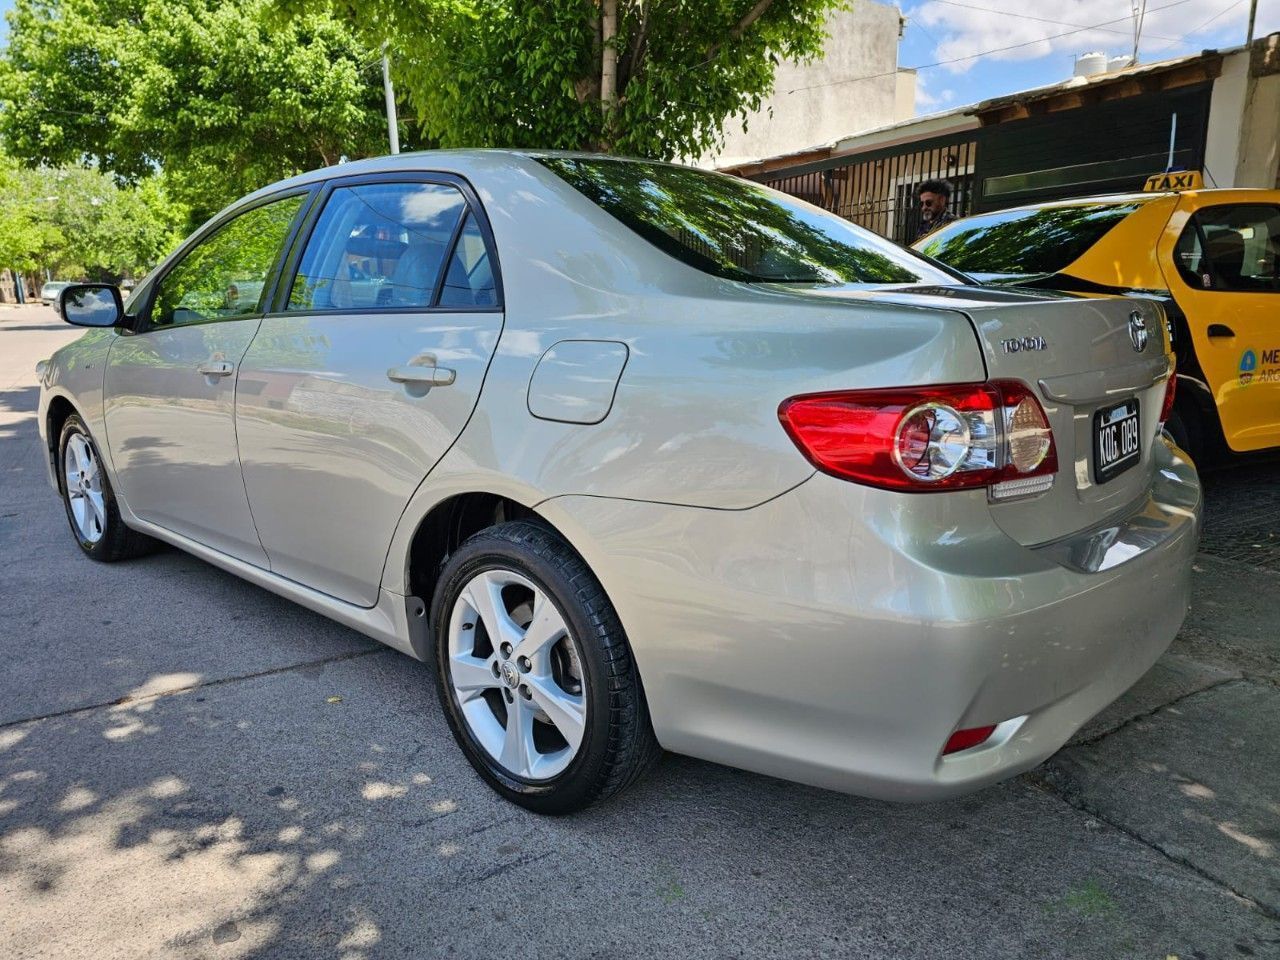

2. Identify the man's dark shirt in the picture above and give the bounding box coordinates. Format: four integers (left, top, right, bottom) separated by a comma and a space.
914, 210, 957, 243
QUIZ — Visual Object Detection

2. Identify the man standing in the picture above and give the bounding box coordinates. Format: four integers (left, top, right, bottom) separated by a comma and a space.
914, 179, 957, 242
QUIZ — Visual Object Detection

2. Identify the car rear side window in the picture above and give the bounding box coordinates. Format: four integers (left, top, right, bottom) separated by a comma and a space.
438, 214, 497, 307
288, 182, 467, 311
150, 194, 305, 327
1175, 205, 1280, 293
538, 157, 951, 285
917, 202, 1143, 277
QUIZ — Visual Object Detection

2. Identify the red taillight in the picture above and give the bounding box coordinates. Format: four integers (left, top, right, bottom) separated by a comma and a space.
1159, 371, 1177, 425
943, 725, 997, 755
778, 380, 1058, 495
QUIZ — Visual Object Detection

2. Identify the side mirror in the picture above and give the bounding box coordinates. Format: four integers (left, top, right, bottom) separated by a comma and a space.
59, 284, 124, 328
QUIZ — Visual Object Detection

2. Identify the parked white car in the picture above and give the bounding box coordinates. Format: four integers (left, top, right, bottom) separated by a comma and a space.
39, 152, 1201, 812
40, 280, 73, 306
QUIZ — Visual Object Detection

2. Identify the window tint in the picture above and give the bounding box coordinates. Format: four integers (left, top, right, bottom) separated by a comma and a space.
439, 214, 497, 307
1176, 205, 1280, 293
289, 182, 466, 311
917, 202, 1143, 278
151, 194, 304, 327
539, 157, 951, 285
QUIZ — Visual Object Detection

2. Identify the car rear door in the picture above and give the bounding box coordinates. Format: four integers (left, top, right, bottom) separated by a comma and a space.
1161, 199, 1280, 452
103, 190, 310, 564
234, 173, 504, 606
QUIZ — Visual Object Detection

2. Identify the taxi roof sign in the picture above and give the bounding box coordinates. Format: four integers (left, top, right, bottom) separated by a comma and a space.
1144, 170, 1203, 192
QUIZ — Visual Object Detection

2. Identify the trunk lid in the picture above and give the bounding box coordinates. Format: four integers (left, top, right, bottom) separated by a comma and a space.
782, 283, 1174, 545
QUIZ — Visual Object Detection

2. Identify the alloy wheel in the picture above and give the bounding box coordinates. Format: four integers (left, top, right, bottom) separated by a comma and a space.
64, 433, 106, 544
446, 568, 587, 781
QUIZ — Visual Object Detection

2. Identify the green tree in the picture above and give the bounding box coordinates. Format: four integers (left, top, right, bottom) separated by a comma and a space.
0, 0, 390, 221
286, 0, 845, 159
0, 160, 187, 281
0, 158, 63, 274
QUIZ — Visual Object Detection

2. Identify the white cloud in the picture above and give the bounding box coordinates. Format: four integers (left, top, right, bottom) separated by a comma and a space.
905, 0, 1280, 75
914, 72, 957, 111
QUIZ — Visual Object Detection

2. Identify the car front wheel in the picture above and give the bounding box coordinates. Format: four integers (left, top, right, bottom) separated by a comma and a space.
431, 520, 659, 814
58, 414, 153, 561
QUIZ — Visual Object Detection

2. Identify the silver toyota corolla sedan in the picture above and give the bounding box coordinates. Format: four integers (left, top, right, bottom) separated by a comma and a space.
39, 151, 1202, 813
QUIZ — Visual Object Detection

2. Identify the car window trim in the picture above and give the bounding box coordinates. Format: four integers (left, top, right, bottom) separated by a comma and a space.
1179, 202, 1280, 295
135, 184, 321, 333
431, 210, 473, 306
270, 170, 504, 316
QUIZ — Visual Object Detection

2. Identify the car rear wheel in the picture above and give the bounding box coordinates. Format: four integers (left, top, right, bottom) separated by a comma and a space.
431, 520, 659, 813
58, 414, 154, 561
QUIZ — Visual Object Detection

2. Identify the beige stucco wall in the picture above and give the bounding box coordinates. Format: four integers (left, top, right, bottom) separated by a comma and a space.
1236, 33, 1280, 189
701, 0, 906, 168
1205, 48, 1250, 187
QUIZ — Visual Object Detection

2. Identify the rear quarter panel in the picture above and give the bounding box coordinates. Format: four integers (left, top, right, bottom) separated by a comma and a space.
379, 155, 986, 591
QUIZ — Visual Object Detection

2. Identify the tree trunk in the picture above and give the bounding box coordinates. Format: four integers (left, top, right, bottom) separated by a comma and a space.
600, 0, 619, 149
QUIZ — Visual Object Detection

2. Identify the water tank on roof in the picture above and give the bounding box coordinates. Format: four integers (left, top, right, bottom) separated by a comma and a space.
1074, 52, 1108, 77
1109, 55, 1135, 71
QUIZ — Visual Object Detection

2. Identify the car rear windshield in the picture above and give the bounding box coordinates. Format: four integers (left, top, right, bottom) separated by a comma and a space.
916, 202, 1144, 276
538, 157, 954, 285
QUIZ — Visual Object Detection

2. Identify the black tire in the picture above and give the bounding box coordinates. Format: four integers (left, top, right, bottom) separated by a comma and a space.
431, 520, 660, 814
1164, 407, 1201, 465
57, 414, 155, 562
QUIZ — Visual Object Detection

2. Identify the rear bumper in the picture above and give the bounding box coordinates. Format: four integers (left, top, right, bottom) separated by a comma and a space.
544, 436, 1201, 802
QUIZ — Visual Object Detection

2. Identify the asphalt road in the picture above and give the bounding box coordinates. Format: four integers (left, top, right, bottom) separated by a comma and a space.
2, 302, 1278, 959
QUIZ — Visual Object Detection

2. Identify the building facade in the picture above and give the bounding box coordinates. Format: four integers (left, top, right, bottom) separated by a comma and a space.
701, 0, 915, 170
721, 34, 1280, 244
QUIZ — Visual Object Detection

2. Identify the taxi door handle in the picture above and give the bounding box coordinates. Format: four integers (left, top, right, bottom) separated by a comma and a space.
1207, 324, 1235, 339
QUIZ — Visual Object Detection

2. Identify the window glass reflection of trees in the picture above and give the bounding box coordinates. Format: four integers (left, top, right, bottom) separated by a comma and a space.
918, 203, 1142, 277
541, 158, 950, 286
152, 195, 304, 326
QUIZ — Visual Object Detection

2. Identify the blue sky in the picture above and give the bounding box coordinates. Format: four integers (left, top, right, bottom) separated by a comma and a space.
901, 0, 1280, 113
1, 0, 1277, 116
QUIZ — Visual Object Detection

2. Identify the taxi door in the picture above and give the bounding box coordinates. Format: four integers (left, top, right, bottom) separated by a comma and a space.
1159, 195, 1280, 452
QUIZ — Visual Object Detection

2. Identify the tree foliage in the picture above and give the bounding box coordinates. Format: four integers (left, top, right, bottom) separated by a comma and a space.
0, 158, 187, 280
0, 0, 390, 220
287, 0, 846, 160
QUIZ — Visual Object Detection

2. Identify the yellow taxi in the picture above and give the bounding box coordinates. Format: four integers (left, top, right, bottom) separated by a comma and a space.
915, 173, 1280, 463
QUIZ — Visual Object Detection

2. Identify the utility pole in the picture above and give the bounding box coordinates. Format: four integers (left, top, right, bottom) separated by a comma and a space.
1246, 0, 1259, 46
1131, 0, 1147, 65
382, 43, 400, 155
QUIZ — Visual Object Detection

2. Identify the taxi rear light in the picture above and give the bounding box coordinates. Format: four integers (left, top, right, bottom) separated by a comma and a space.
778, 381, 1057, 494
943, 725, 997, 755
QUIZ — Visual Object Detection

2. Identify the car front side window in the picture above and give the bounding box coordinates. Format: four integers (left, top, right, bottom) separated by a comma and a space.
150, 194, 305, 327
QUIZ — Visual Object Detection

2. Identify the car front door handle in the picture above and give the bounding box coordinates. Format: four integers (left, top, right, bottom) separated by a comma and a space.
387, 365, 456, 387
1207, 323, 1236, 339
198, 360, 235, 377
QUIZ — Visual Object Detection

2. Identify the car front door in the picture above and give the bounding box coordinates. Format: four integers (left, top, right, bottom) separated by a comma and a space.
234, 175, 504, 606
1162, 201, 1280, 452
103, 191, 310, 563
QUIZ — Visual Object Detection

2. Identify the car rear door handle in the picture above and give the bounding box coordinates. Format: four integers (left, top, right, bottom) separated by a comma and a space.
198, 360, 235, 377
1207, 323, 1235, 339
387, 365, 456, 387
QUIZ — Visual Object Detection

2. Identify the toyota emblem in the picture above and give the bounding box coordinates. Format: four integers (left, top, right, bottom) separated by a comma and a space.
1128, 312, 1148, 352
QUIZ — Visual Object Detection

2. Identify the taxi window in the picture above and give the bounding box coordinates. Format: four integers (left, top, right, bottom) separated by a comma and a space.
917, 202, 1143, 277
1176, 205, 1280, 293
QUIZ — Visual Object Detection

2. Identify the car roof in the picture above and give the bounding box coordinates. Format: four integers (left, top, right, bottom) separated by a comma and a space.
966, 187, 1280, 217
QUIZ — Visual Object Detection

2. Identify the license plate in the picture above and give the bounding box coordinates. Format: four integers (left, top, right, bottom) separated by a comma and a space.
1094, 399, 1141, 483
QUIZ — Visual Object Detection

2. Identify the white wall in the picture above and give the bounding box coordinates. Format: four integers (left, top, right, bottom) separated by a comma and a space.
1236, 34, 1280, 189
1205, 48, 1250, 187
701, 0, 906, 168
